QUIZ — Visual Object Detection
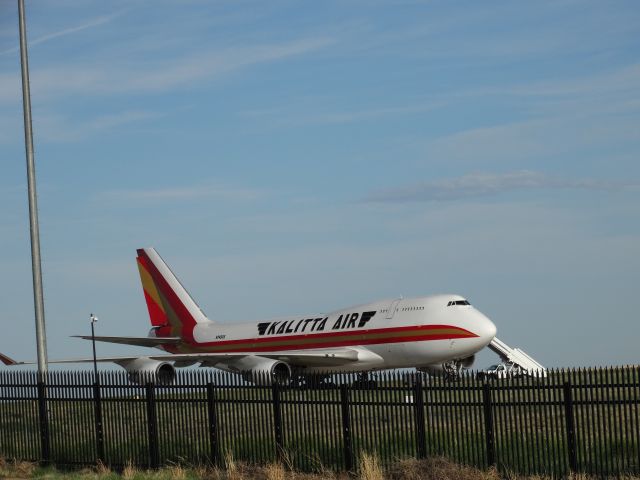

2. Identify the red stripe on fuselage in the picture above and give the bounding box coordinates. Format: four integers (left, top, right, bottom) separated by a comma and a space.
169, 324, 478, 354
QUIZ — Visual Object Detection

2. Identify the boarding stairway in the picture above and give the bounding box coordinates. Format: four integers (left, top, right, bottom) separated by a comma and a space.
488, 337, 547, 377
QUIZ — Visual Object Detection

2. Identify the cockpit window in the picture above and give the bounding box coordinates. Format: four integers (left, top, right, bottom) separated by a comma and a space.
447, 300, 471, 306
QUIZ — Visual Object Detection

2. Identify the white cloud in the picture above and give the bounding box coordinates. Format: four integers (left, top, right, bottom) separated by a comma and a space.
417, 110, 640, 168
0, 110, 21, 144
100, 183, 263, 203
0, 36, 335, 106
87, 110, 162, 130
116, 37, 334, 92
495, 64, 640, 98
240, 100, 444, 127
0, 107, 164, 145
30, 110, 163, 143
366, 171, 639, 203
0, 9, 128, 56
0, 72, 21, 104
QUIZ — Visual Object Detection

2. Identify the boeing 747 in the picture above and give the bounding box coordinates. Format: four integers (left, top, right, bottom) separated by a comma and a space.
1, 248, 497, 384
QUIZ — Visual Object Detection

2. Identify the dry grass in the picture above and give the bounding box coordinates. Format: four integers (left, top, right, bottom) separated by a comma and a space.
0, 455, 639, 480
121, 460, 138, 480
498, 468, 640, 480
263, 463, 286, 480
358, 453, 383, 480
165, 464, 187, 480
95, 460, 112, 476
192, 464, 222, 480
224, 451, 241, 480
0, 457, 37, 478
386, 456, 500, 480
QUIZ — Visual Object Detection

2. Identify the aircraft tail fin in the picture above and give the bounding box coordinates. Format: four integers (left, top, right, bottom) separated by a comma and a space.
136, 248, 211, 342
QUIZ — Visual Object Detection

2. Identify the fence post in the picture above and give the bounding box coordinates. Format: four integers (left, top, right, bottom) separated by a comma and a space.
413, 376, 427, 459
340, 383, 354, 472
36, 378, 50, 464
206, 382, 219, 466
482, 382, 496, 467
563, 381, 578, 472
93, 380, 105, 462
145, 383, 159, 469
271, 382, 285, 463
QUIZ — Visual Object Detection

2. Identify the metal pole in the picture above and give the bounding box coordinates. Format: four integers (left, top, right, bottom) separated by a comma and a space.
18, 0, 48, 374
90, 314, 98, 380
90, 314, 103, 462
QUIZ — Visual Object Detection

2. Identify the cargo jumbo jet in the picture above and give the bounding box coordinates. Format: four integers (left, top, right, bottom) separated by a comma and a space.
1, 248, 497, 384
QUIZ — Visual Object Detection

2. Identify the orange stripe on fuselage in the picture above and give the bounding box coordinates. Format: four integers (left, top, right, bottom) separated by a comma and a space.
168, 324, 478, 354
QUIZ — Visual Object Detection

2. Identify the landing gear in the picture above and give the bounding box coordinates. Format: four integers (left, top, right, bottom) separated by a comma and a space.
352, 371, 377, 389
441, 360, 464, 381
295, 374, 336, 389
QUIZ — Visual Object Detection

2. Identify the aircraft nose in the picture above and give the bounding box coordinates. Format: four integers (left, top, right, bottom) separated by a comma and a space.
476, 312, 497, 344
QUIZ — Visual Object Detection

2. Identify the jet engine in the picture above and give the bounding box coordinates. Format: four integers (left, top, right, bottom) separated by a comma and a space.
120, 357, 177, 385
242, 358, 293, 385
459, 354, 476, 369
418, 354, 475, 379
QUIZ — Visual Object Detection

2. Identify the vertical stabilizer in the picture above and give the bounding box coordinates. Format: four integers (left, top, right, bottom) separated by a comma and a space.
136, 248, 211, 342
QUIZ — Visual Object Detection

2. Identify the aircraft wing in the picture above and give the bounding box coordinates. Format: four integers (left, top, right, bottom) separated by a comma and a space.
0, 348, 361, 368
71, 336, 181, 347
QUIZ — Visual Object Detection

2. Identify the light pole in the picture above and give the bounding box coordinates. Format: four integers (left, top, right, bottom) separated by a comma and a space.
89, 313, 105, 462
90, 313, 98, 381
18, 0, 48, 376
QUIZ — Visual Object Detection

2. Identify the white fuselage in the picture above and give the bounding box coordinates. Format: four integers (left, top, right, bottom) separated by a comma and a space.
177, 294, 496, 373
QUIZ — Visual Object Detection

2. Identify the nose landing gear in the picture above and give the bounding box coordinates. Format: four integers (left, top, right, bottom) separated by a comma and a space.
441, 360, 464, 381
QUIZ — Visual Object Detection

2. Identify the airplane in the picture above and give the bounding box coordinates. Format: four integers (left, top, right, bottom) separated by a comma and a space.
0, 247, 497, 384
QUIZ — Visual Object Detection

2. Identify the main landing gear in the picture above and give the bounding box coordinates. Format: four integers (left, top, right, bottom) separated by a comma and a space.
351, 371, 377, 389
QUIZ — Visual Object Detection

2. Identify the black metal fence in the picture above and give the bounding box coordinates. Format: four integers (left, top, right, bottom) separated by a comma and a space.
0, 367, 638, 478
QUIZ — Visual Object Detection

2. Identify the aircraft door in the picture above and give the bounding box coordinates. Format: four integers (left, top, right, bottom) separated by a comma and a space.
386, 299, 401, 319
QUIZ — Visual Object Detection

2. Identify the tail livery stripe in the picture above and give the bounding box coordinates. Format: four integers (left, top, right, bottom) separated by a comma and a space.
136, 248, 209, 342
137, 255, 168, 327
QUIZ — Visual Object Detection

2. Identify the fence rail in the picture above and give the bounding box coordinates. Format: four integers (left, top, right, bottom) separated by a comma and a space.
0, 367, 638, 478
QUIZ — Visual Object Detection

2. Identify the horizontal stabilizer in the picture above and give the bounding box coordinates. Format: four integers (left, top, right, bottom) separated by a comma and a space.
72, 336, 181, 348
0, 348, 362, 368
0, 352, 22, 366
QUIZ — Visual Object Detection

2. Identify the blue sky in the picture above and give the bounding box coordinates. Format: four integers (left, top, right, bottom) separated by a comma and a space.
1, 0, 639, 369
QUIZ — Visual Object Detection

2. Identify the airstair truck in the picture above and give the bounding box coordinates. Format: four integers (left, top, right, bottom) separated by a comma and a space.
486, 337, 547, 378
